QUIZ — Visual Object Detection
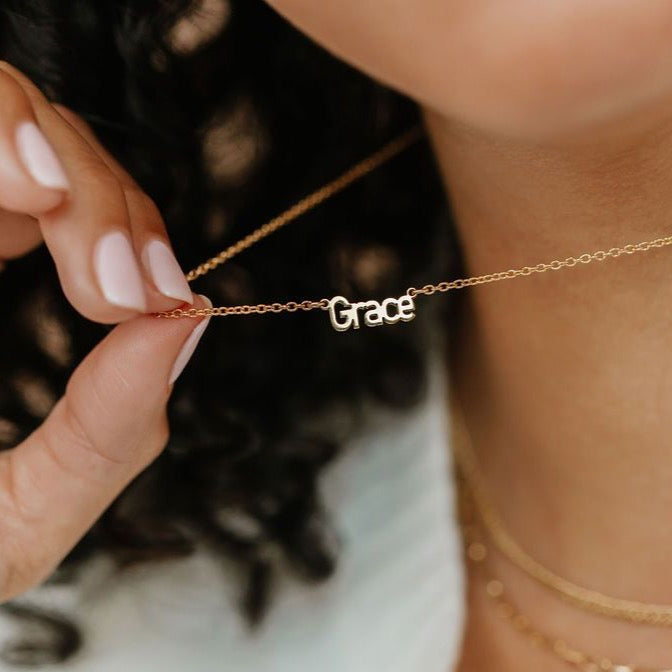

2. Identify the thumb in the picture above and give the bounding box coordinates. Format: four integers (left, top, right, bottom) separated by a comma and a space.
0, 295, 211, 602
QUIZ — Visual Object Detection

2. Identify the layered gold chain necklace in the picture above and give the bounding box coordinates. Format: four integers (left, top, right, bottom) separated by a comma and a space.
157, 128, 672, 329
452, 397, 672, 672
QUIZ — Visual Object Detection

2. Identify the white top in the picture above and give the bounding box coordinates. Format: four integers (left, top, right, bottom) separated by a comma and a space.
1, 372, 465, 672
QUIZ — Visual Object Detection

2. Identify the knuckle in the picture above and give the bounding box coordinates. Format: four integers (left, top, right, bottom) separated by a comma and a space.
57, 392, 128, 472
62, 360, 169, 468
125, 187, 163, 229
76, 162, 121, 195
30, 396, 127, 496
74, 166, 129, 225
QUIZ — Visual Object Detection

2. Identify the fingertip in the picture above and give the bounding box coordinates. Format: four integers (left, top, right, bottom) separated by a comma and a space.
15, 121, 70, 191
0, 145, 66, 215
67, 294, 213, 432
93, 231, 148, 314
141, 238, 193, 305
168, 294, 212, 385
0, 68, 68, 214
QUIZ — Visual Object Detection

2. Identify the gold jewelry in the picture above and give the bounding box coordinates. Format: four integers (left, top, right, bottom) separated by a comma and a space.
451, 397, 672, 627
464, 537, 672, 672
157, 128, 672, 331
456, 458, 672, 671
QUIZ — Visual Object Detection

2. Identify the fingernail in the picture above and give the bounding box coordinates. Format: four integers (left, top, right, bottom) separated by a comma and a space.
15, 121, 69, 190
169, 295, 212, 385
142, 239, 192, 304
94, 232, 147, 312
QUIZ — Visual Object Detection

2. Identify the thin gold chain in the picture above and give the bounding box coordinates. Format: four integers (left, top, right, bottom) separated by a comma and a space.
185, 126, 423, 283
159, 234, 672, 319
159, 299, 331, 319
158, 126, 423, 319
463, 539, 672, 672
451, 396, 672, 626
157, 123, 672, 319
406, 235, 672, 299
456, 470, 672, 671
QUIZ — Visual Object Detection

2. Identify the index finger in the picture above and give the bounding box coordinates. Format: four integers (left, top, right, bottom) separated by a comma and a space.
0, 63, 191, 323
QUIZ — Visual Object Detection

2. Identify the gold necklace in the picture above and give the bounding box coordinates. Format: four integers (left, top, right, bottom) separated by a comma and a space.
455, 449, 672, 671
451, 397, 672, 626
463, 535, 672, 672
157, 128, 672, 330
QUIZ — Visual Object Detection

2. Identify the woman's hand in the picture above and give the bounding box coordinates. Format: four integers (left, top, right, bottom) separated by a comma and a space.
0, 294, 211, 602
0, 61, 193, 323
0, 62, 211, 602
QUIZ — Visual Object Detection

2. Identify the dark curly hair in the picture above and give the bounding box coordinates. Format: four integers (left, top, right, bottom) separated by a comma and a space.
0, 0, 457, 665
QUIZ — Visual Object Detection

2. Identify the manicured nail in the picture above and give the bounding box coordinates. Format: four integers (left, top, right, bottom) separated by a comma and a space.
15, 122, 69, 190
142, 239, 192, 303
94, 232, 147, 312
169, 295, 212, 384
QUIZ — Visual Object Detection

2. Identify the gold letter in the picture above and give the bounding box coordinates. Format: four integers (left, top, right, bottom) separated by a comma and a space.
382, 297, 400, 325
328, 296, 356, 332
397, 295, 416, 322
363, 301, 384, 327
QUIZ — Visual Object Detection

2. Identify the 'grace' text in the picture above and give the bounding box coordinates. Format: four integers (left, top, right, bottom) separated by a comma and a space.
327, 294, 416, 332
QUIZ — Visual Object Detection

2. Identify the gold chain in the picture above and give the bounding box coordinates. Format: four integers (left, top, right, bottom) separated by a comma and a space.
405, 235, 672, 298
456, 462, 672, 671
184, 126, 424, 284
157, 126, 423, 321
159, 299, 330, 319
157, 126, 672, 326
451, 396, 672, 626
464, 538, 672, 672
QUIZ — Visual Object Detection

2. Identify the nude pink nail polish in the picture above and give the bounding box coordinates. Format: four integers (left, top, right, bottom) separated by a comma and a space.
169, 296, 212, 385
15, 122, 69, 190
142, 239, 192, 303
94, 232, 147, 312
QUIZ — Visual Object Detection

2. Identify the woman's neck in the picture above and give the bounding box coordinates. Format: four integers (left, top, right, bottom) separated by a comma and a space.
425, 109, 672, 668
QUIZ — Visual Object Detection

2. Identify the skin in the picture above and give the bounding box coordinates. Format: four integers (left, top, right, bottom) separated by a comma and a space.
0, 62, 191, 323
263, 1, 672, 669
0, 63, 211, 600
264, 0, 672, 140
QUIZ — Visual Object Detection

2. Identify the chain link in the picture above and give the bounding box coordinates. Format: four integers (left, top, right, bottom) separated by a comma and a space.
407, 235, 672, 299
156, 299, 329, 319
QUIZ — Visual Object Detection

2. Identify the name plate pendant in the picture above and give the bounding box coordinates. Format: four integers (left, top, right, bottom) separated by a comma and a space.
327, 294, 416, 332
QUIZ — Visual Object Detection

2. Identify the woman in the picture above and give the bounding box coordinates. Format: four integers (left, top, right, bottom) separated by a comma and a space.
1, 0, 671, 670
